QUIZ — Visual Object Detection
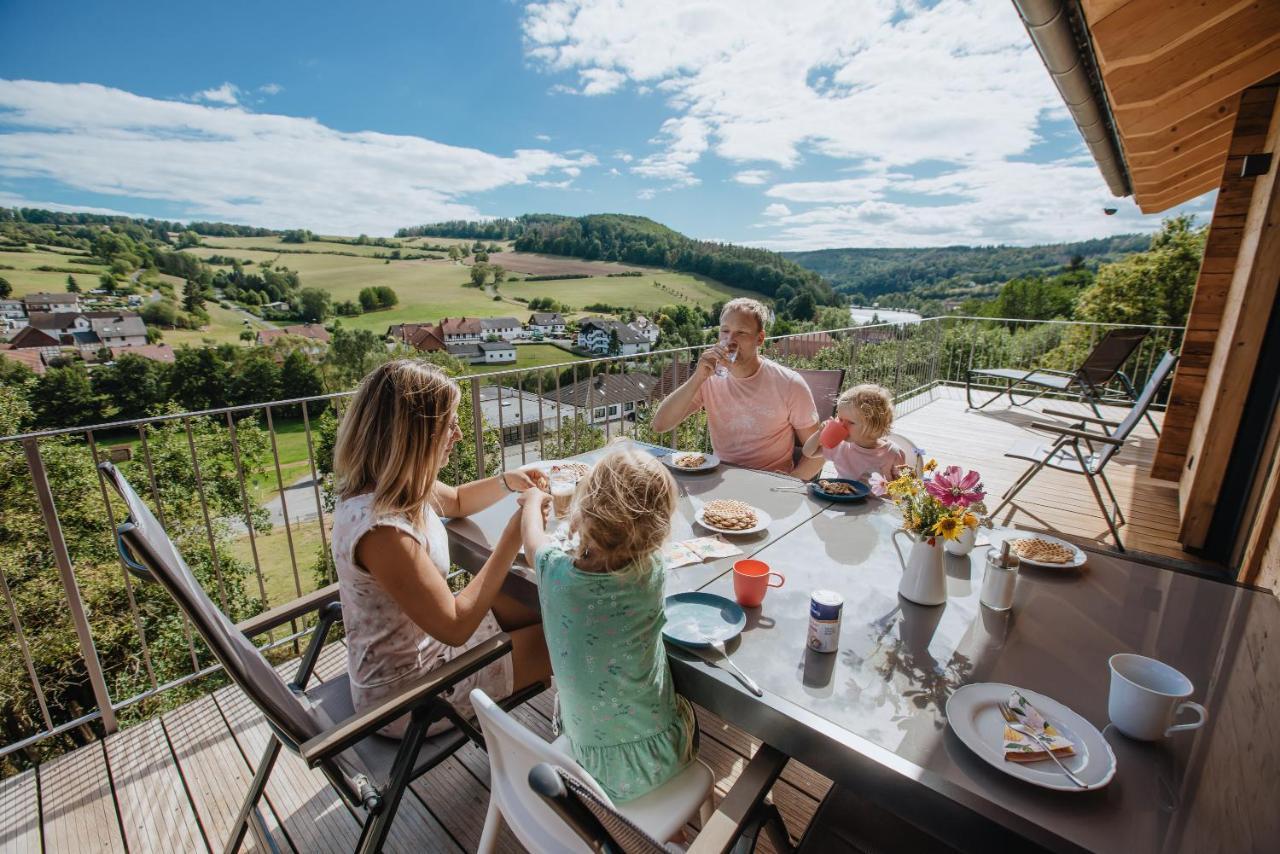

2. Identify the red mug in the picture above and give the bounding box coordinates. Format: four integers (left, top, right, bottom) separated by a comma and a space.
820, 418, 850, 449
733, 559, 785, 608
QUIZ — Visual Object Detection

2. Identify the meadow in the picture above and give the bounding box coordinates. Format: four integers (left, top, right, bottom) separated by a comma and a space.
0, 247, 109, 295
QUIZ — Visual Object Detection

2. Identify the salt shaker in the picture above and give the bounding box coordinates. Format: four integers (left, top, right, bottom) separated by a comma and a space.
981, 541, 1019, 611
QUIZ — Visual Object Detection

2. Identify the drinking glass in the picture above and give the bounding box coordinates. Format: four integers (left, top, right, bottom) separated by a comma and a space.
714, 333, 738, 378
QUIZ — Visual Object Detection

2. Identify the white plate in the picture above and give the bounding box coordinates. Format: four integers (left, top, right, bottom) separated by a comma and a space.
695, 504, 771, 536
946, 683, 1116, 792
1002, 533, 1087, 569
664, 451, 720, 473
523, 459, 592, 481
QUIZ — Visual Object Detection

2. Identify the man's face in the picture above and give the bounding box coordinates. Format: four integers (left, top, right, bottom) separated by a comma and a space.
719, 310, 764, 358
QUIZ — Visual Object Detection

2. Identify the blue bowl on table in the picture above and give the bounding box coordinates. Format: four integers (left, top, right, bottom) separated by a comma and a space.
662, 592, 746, 648
810, 477, 870, 503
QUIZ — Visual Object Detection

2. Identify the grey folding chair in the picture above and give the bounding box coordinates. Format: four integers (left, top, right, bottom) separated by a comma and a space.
99, 461, 544, 854
966, 328, 1161, 434
988, 351, 1177, 551
529, 744, 794, 854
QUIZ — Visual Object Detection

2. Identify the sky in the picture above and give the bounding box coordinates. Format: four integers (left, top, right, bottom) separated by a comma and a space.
0, 0, 1213, 250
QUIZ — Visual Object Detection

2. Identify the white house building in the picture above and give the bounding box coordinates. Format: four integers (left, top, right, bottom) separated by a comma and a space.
631, 314, 661, 344
577, 318, 652, 356
550, 372, 657, 425
87, 313, 148, 348
23, 293, 80, 314
446, 340, 516, 365
527, 312, 567, 337
481, 316, 524, 341
440, 317, 484, 343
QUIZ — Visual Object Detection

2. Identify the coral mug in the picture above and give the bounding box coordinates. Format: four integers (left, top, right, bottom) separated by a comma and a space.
733, 559, 785, 608
820, 418, 850, 450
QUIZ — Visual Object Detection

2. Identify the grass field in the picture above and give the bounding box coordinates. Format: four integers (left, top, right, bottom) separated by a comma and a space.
0, 247, 109, 295
230, 517, 327, 606
160, 301, 263, 347
183, 243, 747, 334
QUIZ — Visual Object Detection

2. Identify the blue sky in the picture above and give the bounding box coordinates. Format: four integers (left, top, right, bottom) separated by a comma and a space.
0, 0, 1212, 248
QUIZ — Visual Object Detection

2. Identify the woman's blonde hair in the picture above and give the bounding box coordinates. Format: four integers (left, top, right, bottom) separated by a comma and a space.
333, 359, 460, 520
837, 383, 894, 439
571, 446, 677, 576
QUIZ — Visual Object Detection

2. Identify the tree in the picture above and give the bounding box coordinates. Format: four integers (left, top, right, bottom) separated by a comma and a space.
469, 264, 490, 288
230, 350, 282, 407
168, 346, 232, 411
1076, 216, 1205, 327
182, 279, 206, 314
145, 326, 164, 344
491, 266, 506, 287
358, 287, 378, 311
608, 329, 622, 356
297, 287, 332, 323
65, 274, 80, 293
281, 229, 313, 244
141, 299, 179, 327
374, 285, 398, 308
0, 277, 10, 298
91, 354, 169, 421
323, 325, 389, 390
176, 230, 201, 248
788, 291, 817, 321
98, 272, 116, 294
448, 245, 461, 262
31, 364, 106, 428
239, 329, 256, 343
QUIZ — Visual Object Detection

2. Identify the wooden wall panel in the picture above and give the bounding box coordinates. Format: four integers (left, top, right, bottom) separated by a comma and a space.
1152, 83, 1277, 481
1178, 82, 1280, 549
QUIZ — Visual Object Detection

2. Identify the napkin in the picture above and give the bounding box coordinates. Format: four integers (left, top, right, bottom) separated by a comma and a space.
661, 541, 701, 569
1002, 690, 1076, 763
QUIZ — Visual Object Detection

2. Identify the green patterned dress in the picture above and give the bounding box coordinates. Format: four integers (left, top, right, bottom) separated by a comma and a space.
535, 544, 696, 801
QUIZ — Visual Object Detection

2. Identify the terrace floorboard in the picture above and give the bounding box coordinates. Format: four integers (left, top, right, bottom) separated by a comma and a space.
7, 643, 832, 852
895, 387, 1207, 566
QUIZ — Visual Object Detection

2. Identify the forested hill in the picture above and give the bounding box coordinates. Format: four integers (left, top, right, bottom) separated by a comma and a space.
398, 213, 841, 312
783, 234, 1152, 302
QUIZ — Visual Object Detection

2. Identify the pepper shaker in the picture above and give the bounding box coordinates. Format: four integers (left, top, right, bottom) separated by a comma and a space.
981, 540, 1019, 611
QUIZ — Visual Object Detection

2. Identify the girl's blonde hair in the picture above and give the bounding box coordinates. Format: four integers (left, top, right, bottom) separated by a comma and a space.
333, 359, 460, 520
571, 446, 677, 575
837, 384, 894, 439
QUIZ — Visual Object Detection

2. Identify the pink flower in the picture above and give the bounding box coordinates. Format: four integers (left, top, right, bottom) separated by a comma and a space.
925, 465, 985, 508
868, 472, 888, 497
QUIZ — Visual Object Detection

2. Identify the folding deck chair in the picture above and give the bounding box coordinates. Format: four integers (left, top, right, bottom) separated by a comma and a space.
99, 461, 545, 853
988, 351, 1177, 551
966, 328, 1161, 435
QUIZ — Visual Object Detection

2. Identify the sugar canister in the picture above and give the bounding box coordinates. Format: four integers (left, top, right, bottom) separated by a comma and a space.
980, 541, 1019, 611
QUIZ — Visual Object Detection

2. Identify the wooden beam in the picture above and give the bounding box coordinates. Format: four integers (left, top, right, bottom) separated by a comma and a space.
1091, 0, 1269, 72
1178, 82, 1280, 548
1238, 402, 1280, 589
1122, 94, 1238, 149
1152, 84, 1279, 481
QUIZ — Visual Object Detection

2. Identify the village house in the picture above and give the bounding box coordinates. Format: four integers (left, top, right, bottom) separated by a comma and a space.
480, 316, 523, 341
527, 311, 567, 337
446, 340, 516, 365
477, 385, 582, 447
630, 314, 661, 344
440, 316, 484, 343
5, 325, 60, 352
86, 313, 147, 348
27, 311, 90, 339
0, 299, 26, 327
108, 343, 175, 364
255, 323, 331, 349
0, 346, 46, 375
550, 371, 656, 424
22, 292, 80, 314
576, 317, 652, 356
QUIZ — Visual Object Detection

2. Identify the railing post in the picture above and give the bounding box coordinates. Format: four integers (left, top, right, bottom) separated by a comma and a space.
470, 378, 485, 476
22, 438, 118, 734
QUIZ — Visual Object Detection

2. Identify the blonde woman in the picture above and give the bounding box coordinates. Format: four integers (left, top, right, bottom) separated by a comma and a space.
519, 446, 697, 802
330, 360, 550, 737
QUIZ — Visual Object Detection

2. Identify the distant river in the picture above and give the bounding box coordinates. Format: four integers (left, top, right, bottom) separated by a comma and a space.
848, 307, 923, 325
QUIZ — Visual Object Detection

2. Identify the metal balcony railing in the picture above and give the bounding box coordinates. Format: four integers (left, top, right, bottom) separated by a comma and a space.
0, 316, 1183, 769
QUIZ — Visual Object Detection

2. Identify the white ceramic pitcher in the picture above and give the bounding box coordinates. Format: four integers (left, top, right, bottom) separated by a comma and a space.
893, 530, 947, 606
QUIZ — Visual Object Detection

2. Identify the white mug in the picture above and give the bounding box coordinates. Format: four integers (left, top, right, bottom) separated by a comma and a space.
1107, 653, 1207, 741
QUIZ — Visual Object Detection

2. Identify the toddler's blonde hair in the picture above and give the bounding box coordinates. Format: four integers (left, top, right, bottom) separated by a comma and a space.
837, 384, 894, 439
333, 359, 459, 520
571, 445, 677, 576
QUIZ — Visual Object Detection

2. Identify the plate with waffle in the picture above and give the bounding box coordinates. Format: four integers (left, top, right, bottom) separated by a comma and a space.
695, 498, 770, 536
663, 450, 720, 473
1005, 534, 1086, 569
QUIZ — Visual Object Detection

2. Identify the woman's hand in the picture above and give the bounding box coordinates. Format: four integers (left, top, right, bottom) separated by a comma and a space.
504, 468, 548, 493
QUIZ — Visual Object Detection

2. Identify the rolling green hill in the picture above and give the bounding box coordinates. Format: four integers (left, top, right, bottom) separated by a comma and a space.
782, 234, 1152, 303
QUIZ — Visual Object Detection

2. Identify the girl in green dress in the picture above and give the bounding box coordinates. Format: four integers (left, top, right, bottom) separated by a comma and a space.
519, 446, 697, 802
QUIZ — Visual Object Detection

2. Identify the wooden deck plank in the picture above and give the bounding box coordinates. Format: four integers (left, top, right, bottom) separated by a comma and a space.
214, 685, 363, 854
37, 741, 125, 854
104, 716, 209, 853
161, 694, 291, 853
0, 769, 40, 853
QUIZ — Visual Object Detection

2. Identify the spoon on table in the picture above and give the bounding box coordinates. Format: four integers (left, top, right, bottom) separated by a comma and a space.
701, 639, 762, 696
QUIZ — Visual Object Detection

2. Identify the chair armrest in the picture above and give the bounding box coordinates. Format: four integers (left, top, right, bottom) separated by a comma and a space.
299, 632, 513, 765
1031, 368, 1076, 377
1029, 422, 1124, 445
237, 583, 341, 638
1042, 408, 1120, 427
687, 744, 789, 854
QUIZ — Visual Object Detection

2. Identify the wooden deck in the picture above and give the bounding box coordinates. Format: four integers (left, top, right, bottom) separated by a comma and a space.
896, 386, 1199, 565
0, 640, 831, 853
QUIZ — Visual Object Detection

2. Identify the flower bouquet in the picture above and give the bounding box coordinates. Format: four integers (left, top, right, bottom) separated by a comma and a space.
885, 461, 987, 546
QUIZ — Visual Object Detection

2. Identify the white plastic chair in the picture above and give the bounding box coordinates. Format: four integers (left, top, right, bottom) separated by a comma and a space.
471, 689, 715, 853
887, 431, 922, 472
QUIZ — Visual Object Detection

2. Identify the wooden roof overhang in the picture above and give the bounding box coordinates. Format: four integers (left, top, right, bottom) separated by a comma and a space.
1081, 0, 1280, 213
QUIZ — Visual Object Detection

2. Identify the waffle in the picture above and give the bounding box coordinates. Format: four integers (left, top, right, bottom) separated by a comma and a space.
703, 499, 759, 531
818, 479, 855, 495
548, 461, 591, 480
673, 452, 707, 469
1009, 537, 1075, 564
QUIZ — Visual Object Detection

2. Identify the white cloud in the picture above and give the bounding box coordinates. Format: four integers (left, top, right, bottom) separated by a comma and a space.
258, 83, 283, 96
579, 68, 627, 96
521, 0, 1183, 245
733, 170, 771, 185
614, 151, 633, 163
0, 79, 594, 234
762, 203, 791, 217
195, 82, 240, 105
637, 188, 657, 200
535, 133, 552, 141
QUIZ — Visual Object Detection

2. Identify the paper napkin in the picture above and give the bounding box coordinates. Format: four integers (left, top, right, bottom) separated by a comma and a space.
1002, 690, 1076, 763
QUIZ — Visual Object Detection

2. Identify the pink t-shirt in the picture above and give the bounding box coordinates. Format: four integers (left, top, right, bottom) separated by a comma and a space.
822, 438, 907, 482
691, 358, 819, 473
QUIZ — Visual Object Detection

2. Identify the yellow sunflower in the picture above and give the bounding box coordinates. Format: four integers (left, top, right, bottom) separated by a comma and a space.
933, 515, 962, 541
962, 512, 979, 529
